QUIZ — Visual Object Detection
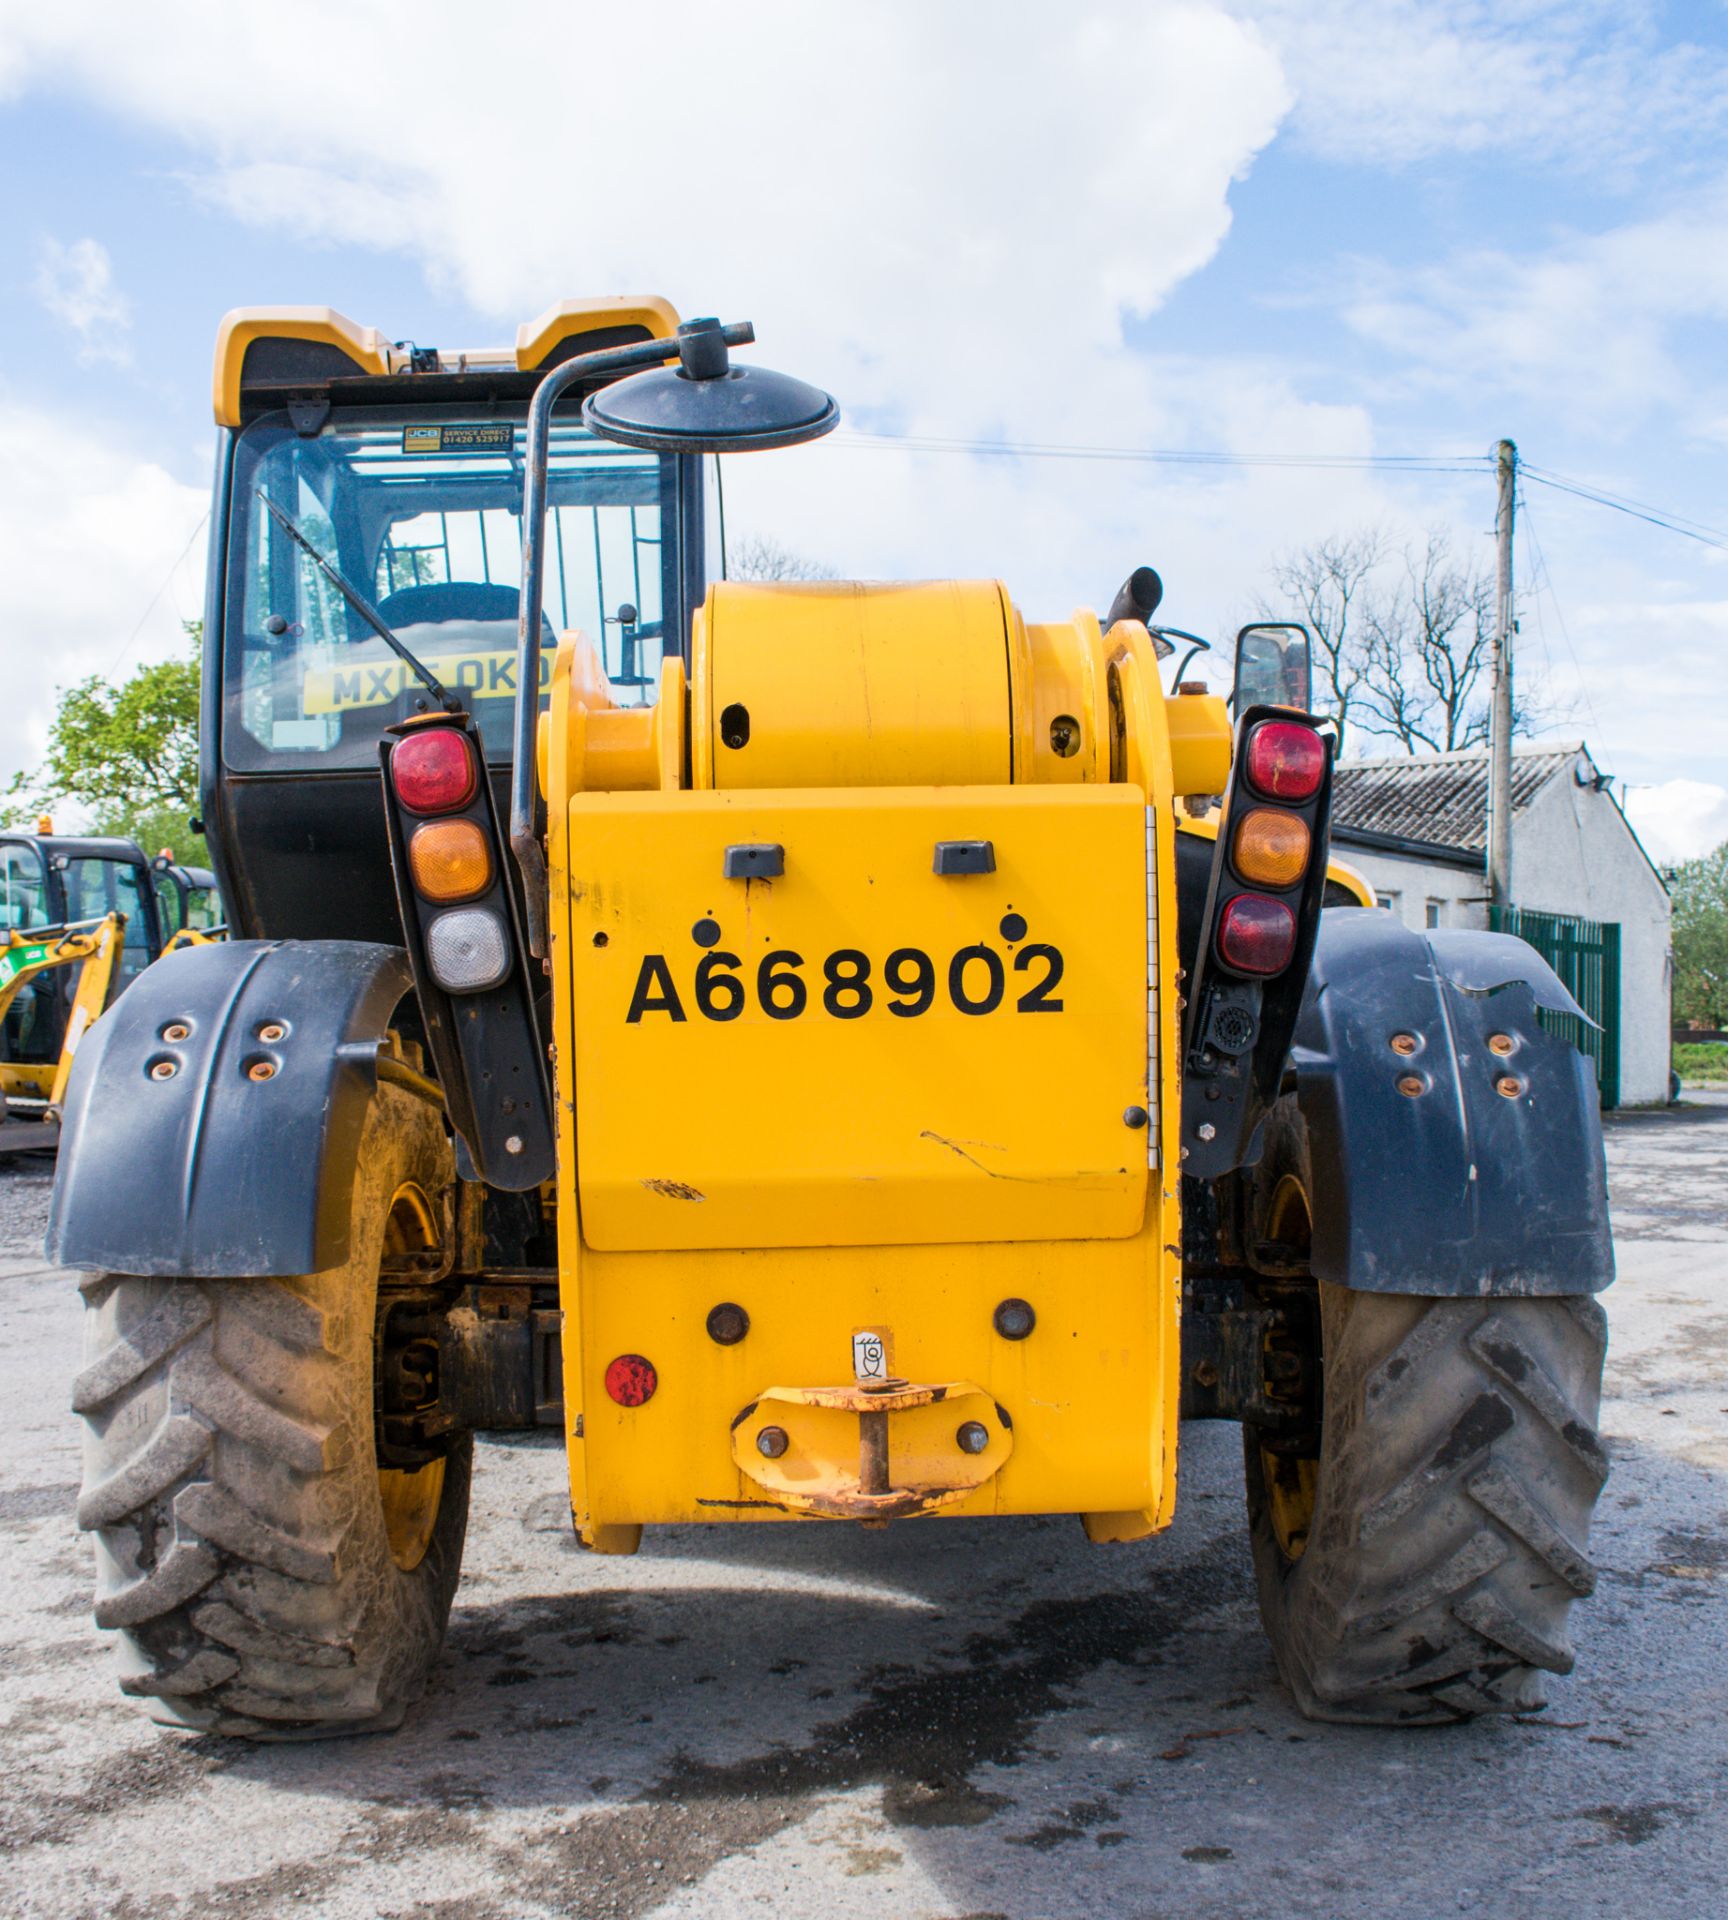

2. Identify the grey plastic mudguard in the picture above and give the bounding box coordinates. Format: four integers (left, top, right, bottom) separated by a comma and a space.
47, 940, 417, 1278
1290, 913, 1613, 1297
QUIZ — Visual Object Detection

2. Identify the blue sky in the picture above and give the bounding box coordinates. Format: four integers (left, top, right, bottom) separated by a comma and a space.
2, 1, 1725, 858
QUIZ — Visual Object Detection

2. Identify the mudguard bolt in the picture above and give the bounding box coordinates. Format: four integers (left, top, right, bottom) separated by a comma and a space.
1496, 1076, 1524, 1100
1488, 1033, 1516, 1056
956, 1421, 990, 1455
756, 1426, 789, 1459
162, 1022, 190, 1044
247, 1060, 276, 1082
150, 1059, 177, 1081
1391, 1032, 1418, 1055
258, 1022, 287, 1043
1397, 1074, 1424, 1098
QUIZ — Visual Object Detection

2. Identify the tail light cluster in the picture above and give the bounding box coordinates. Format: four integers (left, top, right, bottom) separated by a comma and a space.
381, 716, 553, 1189
1213, 720, 1326, 977
1183, 706, 1334, 1180
393, 731, 510, 992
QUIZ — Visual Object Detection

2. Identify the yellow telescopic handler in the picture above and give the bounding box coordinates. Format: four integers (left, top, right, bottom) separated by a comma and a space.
49, 301, 1612, 1739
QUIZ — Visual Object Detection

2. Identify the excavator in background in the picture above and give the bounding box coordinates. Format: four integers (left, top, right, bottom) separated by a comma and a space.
0, 825, 225, 1149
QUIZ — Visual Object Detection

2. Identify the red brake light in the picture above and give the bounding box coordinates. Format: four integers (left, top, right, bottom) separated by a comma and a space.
1245, 720, 1325, 802
604, 1354, 658, 1407
392, 729, 477, 814
1217, 893, 1296, 975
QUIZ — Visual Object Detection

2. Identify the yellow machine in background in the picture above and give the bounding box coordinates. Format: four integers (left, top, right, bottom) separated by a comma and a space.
0, 914, 123, 1141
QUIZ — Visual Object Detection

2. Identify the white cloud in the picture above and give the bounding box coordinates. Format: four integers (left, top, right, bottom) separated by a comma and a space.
1333, 186, 1728, 430
0, 3, 1335, 637
0, 6, 1288, 435
0, 397, 206, 785
1231, 1, 1728, 171
1624, 779, 1728, 866
32, 237, 132, 364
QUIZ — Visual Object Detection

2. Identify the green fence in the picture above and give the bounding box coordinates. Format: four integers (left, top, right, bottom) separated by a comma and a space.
1490, 906, 1622, 1109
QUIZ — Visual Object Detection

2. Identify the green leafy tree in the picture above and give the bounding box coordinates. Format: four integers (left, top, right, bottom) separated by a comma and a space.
6, 624, 207, 864
1671, 841, 1728, 1028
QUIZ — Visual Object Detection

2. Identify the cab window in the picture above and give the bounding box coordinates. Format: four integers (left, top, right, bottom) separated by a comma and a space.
0, 845, 48, 932
153, 871, 184, 937
61, 858, 154, 982
185, 885, 224, 932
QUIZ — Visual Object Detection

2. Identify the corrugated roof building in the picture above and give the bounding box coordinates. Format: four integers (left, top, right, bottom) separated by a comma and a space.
1328, 742, 1671, 1106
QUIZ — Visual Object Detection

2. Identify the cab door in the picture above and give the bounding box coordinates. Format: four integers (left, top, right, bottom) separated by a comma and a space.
0, 841, 57, 1064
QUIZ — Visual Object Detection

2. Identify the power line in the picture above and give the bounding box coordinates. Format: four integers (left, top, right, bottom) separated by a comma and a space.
830, 428, 1728, 559
107, 512, 209, 676
1519, 465, 1728, 554
1517, 485, 1615, 766
829, 428, 1490, 474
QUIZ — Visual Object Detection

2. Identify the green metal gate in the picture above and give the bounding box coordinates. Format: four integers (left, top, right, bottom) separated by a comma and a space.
1490, 906, 1622, 1108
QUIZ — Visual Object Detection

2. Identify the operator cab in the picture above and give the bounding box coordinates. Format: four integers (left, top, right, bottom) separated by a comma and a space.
149, 853, 226, 939
0, 830, 162, 1065
203, 302, 706, 945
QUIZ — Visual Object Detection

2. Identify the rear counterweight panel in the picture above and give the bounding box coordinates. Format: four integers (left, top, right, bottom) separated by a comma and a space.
566, 785, 1153, 1251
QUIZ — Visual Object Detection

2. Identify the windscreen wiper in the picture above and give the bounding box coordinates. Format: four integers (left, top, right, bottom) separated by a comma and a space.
255, 491, 459, 712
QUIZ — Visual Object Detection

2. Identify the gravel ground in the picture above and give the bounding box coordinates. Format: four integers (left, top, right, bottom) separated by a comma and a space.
0, 1102, 1724, 1920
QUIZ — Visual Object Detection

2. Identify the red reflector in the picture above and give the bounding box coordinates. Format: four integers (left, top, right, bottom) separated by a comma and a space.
392, 729, 477, 814
604, 1354, 658, 1407
1245, 720, 1325, 802
1217, 893, 1296, 975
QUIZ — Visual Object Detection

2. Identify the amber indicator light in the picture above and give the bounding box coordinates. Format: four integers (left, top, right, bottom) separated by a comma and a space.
1232, 807, 1311, 888
409, 819, 493, 903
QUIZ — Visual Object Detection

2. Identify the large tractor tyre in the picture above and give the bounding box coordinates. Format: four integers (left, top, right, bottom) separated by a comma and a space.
72, 1082, 471, 1739
1242, 1098, 1609, 1726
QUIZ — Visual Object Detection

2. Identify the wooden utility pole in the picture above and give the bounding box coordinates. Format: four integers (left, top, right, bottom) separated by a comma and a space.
1487, 438, 1516, 913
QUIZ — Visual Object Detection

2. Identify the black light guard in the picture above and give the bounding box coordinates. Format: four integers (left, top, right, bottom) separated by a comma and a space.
1180, 704, 1335, 1179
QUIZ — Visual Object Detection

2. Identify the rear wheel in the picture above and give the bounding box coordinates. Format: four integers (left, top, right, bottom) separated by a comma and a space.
1243, 1099, 1610, 1725
73, 1081, 471, 1738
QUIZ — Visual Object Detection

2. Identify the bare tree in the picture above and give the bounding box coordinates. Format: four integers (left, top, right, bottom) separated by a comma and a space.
728, 534, 837, 582
1261, 526, 1564, 758
1354, 532, 1497, 753
1258, 529, 1385, 755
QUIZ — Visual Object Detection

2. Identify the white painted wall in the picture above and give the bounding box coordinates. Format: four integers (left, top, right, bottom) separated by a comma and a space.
1329, 752, 1672, 1106
1335, 847, 1488, 935
1512, 766, 1672, 1105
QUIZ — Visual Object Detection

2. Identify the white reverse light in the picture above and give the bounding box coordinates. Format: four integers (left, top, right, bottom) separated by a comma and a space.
425, 907, 510, 993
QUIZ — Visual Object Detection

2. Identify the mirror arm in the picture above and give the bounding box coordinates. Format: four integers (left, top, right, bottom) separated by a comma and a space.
510, 324, 754, 958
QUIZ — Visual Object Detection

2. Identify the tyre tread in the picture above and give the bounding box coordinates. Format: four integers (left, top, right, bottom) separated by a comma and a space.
73, 1086, 469, 1738
1242, 1114, 1610, 1729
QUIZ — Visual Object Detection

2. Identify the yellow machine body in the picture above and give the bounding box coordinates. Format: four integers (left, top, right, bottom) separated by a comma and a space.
546, 580, 1212, 1552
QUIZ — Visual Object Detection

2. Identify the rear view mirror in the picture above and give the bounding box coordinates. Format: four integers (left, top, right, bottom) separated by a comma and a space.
1233, 623, 1312, 714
